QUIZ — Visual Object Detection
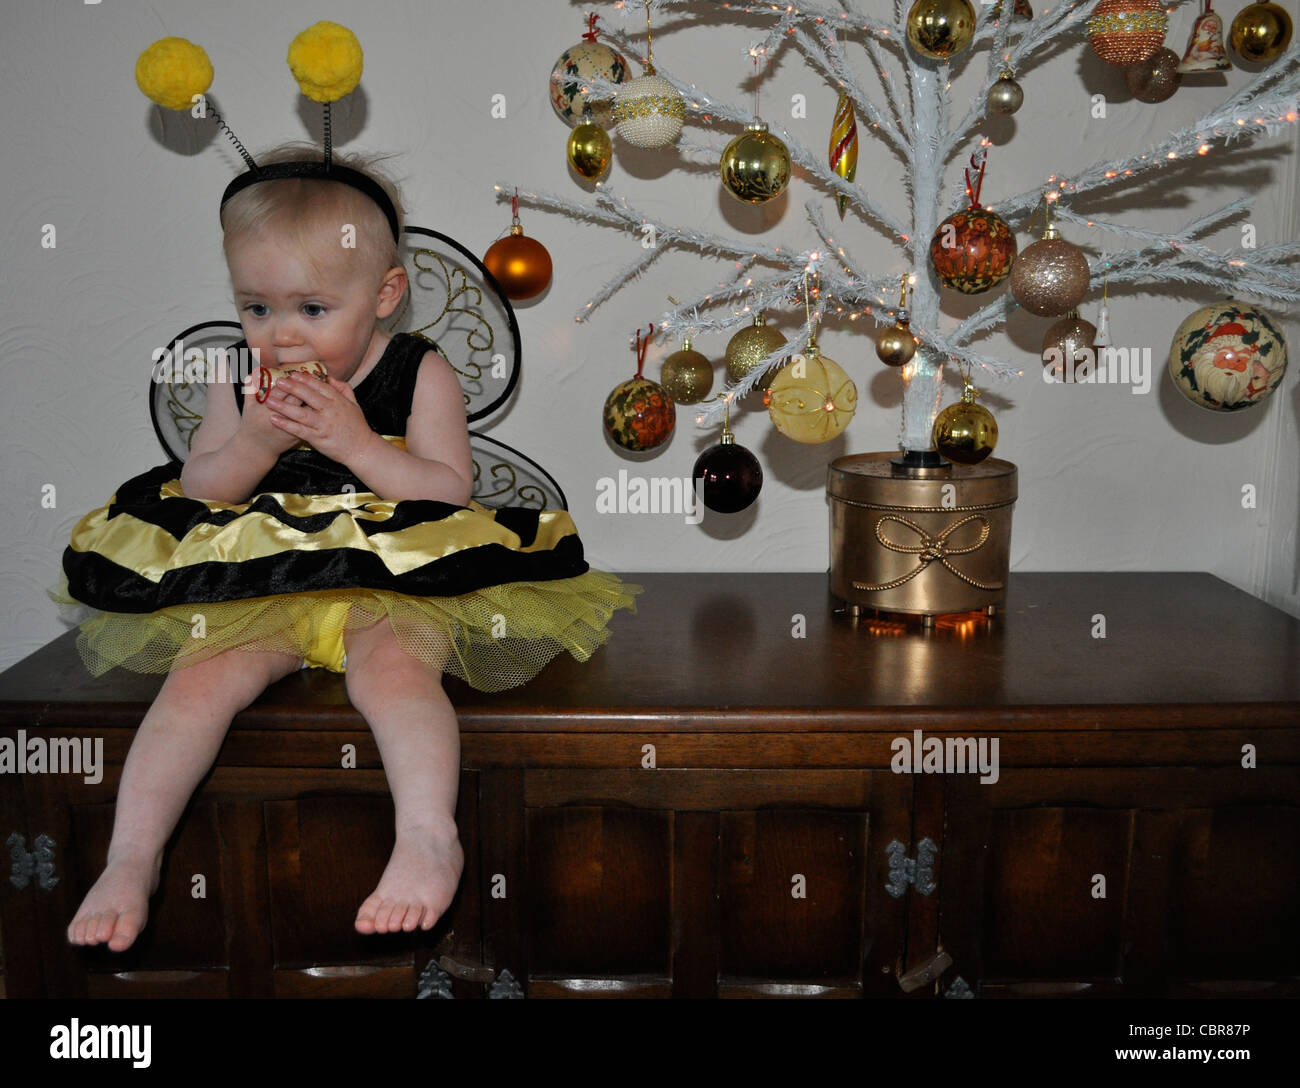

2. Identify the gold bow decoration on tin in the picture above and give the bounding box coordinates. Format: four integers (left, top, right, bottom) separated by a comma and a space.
852, 514, 1005, 592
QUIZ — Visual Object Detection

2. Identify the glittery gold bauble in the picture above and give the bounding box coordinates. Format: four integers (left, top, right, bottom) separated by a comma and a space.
1125, 47, 1182, 103
1041, 311, 1097, 381
567, 120, 612, 180
725, 313, 788, 388
660, 341, 713, 404
612, 71, 686, 148
933, 389, 997, 464
906, 0, 977, 61
1010, 234, 1090, 316
483, 223, 553, 300
987, 70, 1024, 114
767, 349, 857, 444
876, 322, 917, 367
1087, 0, 1168, 67
603, 376, 676, 450
1230, 2, 1293, 64
720, 121, 791, 204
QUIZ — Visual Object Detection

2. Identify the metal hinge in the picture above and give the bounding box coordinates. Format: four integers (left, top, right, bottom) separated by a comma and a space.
7, 832, 59, 891
884, 837, 936, 898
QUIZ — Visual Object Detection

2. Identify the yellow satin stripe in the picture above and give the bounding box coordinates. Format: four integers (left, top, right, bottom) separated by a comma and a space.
66, 435, 579, 585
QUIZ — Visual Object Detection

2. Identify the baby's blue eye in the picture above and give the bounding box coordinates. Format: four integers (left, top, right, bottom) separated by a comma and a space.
244, 303, 269, 317
302, 303, 327, 317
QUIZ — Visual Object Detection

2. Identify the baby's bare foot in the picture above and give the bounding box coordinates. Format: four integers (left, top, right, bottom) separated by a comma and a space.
355, 823, 464, 935
67, 851, 163, 952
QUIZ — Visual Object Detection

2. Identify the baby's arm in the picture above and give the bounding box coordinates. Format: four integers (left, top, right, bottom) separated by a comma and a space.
180, 369, 301, 503
347, 350, 475, 505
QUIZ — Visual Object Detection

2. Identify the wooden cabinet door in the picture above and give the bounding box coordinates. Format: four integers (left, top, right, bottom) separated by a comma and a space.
476, 765, 911, 997
935, 766, 1300, 997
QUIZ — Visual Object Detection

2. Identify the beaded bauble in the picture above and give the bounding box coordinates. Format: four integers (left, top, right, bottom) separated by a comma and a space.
1167, 301, 1288, 411
929, 207, 1017, 294
612, 72, 686, 148
1126, 47, 1181, 103
603, 377, 676, 450
1010, 235, 1089, 316
720, 122, 791, 204
725, 314, 788, 388
550, 40, 628, 126
1088, 0, 1168, 67
767, 349, 857, 444
660, 342, 713, 404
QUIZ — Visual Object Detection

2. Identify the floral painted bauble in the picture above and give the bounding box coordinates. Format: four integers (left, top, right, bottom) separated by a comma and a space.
906, 0, 977, 61
1230, 2, 1293, 64
1088, 0, 1168, 67
929, 207, 1017, 294
720, 122, 791, 204
693, 436, 763, 513
767, 349, 857, 444
603, 377, 676, 450
660, 342, 713, 404
1167, 301, 1288, 411
612, 71, 686, 148
1010, 235, 1090, 317
550, 40, 629, 126
483, 224, 552, 300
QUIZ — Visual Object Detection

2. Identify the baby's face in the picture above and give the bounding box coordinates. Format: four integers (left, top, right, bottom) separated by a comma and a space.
226, 230, 386, 382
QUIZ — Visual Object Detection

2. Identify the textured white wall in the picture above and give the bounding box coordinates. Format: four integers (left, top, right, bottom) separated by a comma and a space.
2, 0, 1297, 673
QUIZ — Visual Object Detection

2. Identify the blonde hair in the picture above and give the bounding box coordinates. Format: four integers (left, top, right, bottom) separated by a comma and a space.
220, 142, 407, 287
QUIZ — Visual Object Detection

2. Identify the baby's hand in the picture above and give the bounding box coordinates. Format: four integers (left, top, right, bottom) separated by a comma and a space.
238, 379, 305, 456
268, 375, 375, 464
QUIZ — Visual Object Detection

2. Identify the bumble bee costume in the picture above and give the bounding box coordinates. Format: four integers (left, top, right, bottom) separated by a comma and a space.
49, 24, 640, 692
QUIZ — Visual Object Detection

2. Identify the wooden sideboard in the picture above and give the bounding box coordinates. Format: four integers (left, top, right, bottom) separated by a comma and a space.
2, 572, 1297, 999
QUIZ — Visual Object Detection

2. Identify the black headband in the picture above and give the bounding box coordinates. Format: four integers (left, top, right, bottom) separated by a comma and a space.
220, 160, 401, 243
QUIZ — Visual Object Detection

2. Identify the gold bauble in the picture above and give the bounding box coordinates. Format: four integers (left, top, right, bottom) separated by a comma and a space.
1230, 2, 1293, 64
1041, 311, 1097, 382
660, 341, 713, 404
906, 0, 977, 61
767, 348, 857, 444
987, 70, 1024, 115
720, 121, 792, 204
725, 313, 788, 388
567, 121, 612, 180
933, 388, 997, 465
876, 322, 917, 367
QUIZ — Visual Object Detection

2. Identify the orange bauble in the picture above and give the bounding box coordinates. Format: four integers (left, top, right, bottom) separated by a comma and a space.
484, 223, 553, 300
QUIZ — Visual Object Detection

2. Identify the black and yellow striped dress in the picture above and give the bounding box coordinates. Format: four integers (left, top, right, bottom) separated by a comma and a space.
50, 333, 641, 691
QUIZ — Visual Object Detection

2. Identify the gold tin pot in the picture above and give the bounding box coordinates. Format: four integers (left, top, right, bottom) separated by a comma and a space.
828, 452, 1017, 622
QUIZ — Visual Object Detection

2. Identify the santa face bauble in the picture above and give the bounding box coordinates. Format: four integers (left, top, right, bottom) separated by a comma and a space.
1167, 301, 1288, 411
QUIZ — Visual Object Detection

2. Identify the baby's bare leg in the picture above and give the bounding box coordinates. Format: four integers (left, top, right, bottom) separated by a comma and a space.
343, 619, 464, 935
67, 648, 302, 952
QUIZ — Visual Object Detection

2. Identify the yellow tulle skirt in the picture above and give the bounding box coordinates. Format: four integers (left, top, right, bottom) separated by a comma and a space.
50, 568, 641, 692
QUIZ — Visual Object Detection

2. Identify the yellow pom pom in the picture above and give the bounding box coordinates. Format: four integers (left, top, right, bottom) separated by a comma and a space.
287, 21, 363, 103
135, 37, 213, 111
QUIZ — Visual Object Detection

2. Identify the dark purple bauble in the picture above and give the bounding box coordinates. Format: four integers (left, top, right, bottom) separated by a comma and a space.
693, 440, 763, 513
